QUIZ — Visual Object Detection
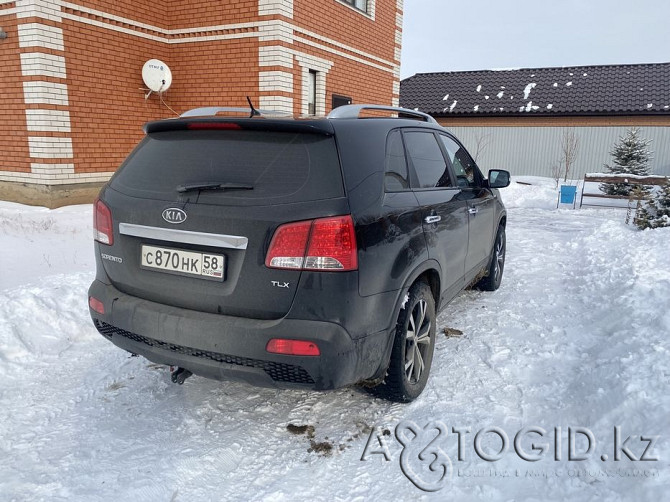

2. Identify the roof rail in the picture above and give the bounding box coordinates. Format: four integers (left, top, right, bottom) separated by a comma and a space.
180, 107, 292, 118
327, 104, 438, 124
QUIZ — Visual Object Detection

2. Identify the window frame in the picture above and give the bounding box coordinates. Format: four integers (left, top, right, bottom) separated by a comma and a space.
437, 133, 485, 190
307, 69, 317, 116
384, 129, 411, 193
336, 0, 372, 17
401, 129, 458, 191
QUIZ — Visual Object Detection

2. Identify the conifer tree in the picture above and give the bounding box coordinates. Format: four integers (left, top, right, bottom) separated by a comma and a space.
634, 181, 670, 229
600, 128, 653, 196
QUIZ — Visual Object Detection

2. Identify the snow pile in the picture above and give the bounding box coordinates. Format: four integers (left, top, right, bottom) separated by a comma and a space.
500, 176, 564, 210
0, 187, 668, 501
0, 202, 94, 290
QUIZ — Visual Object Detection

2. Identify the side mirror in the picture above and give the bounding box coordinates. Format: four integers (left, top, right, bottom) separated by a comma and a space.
488, 169, 510, 189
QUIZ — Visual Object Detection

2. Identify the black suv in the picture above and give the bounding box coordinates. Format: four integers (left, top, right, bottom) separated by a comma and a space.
88, 104, 509, 402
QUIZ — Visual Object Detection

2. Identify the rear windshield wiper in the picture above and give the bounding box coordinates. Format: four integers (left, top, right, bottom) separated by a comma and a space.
176, 182, 254, 193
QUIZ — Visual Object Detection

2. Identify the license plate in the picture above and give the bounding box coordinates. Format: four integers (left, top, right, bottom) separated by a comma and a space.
141, 245, 224, 281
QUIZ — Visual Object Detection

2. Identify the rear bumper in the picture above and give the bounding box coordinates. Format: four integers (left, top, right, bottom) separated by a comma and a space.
88, 280, 389, 390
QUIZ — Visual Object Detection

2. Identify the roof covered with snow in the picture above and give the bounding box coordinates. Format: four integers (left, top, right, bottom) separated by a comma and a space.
400, 62, 670, 117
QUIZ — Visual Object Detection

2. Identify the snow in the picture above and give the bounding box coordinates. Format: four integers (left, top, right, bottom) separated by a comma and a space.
473, 105, 480, 112
449, 100, 457, 112
647, 104, 653, 109
476, 85, 482, 92
1, 185, 669, 501
523, 101, 539, 112
523, 83, 536, 100
443, 94, 450, 101
566, 82, 573, 87
586, 172, 667, 180
497, 91, 504, 99
553, 83, 558, 87
547, 104, 554, 110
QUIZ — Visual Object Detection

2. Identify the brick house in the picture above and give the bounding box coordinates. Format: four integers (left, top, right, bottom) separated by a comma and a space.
400, 63, 670, 179
0, 0, 403, 207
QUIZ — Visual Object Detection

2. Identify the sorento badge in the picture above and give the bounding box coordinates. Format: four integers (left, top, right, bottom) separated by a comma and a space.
162, 208, 187, 224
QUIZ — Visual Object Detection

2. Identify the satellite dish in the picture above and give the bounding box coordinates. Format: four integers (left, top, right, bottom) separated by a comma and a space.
142, 59, 172, 93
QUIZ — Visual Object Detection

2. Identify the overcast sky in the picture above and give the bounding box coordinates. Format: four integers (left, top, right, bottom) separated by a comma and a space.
400, 0, 670, 79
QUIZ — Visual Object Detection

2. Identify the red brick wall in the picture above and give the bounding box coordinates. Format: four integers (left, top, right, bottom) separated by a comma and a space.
79, 1, 169, 29
292, 0, 399, 113
169, 39, 260, 113
62, 18, 168, 174
168, 0, 257, 27
0, 13, 30, 173
294, 0, 398, 62
2, 0, 399, 185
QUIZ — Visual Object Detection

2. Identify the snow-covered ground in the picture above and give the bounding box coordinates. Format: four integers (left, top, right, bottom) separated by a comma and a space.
1, 177, 668, 501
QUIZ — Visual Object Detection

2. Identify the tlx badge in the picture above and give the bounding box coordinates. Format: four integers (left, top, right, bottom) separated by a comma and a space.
271, 281, 290, 288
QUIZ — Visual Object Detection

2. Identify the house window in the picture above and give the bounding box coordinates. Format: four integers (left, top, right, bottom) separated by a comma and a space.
307, 70, 317, 116
340, 0, 368, 13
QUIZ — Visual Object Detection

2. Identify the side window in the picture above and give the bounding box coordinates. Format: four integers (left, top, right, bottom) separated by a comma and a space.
384, 130, 409, 191
403, 131, 453, 189
439, 135, 482, 189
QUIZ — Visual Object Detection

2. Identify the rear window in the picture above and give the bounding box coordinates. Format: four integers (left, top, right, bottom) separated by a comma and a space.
110, 130, 344, 205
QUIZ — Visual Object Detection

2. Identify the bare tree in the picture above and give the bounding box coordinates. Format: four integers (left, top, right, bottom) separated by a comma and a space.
559, 128, 580, 182
549, 162, 562, 188
472, 129, 492, 162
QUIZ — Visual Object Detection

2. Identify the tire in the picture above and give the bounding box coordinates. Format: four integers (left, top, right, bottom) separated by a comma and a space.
369, 281, 436, 403
477, 225, 506, 291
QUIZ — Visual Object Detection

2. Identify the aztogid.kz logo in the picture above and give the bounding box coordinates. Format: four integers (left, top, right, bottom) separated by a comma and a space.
361, 420, 660, 492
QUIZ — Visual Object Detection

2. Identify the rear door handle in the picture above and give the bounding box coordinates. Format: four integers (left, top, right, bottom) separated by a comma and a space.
468, 207, 479, 215
424, 215, 441, 224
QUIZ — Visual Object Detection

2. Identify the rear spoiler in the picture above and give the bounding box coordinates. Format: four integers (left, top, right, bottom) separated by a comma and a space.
144, 117, 335, 136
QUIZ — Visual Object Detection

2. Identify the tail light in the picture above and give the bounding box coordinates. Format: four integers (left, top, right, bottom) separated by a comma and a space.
186, 122, 242, 130
94, 198, 114, 245
88, 296, 105, 315
266, 338, 320, 356
265, 215, 358, 271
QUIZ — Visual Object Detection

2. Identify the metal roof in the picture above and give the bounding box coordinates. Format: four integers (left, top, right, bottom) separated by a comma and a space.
400, 62, 670, 117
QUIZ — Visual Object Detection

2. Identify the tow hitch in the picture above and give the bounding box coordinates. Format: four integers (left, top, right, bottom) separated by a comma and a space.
170, 366, 192, 385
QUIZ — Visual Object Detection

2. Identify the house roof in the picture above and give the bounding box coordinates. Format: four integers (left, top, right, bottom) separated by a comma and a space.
399, 62, 670, 117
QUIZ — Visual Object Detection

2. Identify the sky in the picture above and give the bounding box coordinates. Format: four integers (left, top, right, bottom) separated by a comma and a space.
400, 0, 670, 79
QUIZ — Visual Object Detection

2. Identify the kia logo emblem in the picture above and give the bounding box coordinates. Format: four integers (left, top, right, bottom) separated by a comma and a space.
162, 208, 187, 224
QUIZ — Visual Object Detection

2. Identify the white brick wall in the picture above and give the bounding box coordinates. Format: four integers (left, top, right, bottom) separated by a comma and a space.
258, 21, 293, 43
20, 52, 67, 79
0, 170, 114, 185
258, 0, 293, 18
15, 0, 63, 22
259, 46, 294, 68
295, 53, 333, 116
259, 96, 294, 114
259, 71, 294, 93
25, 109, 72, 132
30, 162, 74, 175
23, 81, 70, 106
394, 29, 402, 46
18, 23, 64, 51
28, 137, 74, 159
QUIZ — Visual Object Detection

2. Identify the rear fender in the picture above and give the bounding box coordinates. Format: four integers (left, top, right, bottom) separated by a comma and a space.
364, 259, 442, 383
